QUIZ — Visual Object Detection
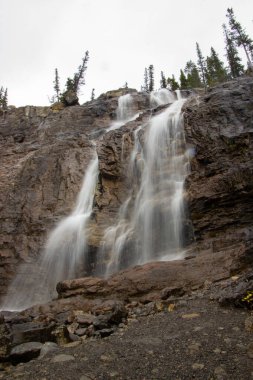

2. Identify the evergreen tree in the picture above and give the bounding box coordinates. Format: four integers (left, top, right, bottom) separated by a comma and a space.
0, 87, 3, 107
0, 87, 8, 110
206, 47, 228, 86
184, 61, 202, 88
226, 8, 253, 68
196, 42, 207, 89
223, 24, 244, 78
148, 65, 155, 92
179, 69, 188, 89
53, 68, 60, 102
91, 88, 95, 100
167, 75, 179, 91
124, 82, 128, 89
160, 71, 167, 88
73, 50, 89, 94
143, 68, 148, 92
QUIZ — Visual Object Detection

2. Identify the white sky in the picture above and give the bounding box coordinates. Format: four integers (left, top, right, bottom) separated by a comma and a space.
0, 0, 252, 106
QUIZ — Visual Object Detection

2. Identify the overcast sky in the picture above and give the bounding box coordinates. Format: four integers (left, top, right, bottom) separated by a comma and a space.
0, 0, 252, 106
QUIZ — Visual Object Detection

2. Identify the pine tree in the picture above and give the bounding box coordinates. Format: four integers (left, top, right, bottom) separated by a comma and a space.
124, 82, 128, 89
53, 68, 60, 102
184, 61, 202, 88
0, 87, 3, 108
91, 88, 95, 100
223, 24, 244, 78
148, 65, 155, 92
226, 8, 253, 68
143, 68, 148, 92
160, 71, 167, 88
179, 69, 188, 89
206, 47, 228, 86
0, 87, 8, 110
196, 42, 207, 89
167, 75, 179, 91
73, 50, 89, 94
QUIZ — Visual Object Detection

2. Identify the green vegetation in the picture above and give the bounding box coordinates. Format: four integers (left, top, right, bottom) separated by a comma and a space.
226, 8, 253, 69
49, 51, 89, 106
160, 71, 167, 89
142, 8, 252, 92
91, 88, 95, 101
53, 68, 60, 103
148, 65, 155, 92
0, 87, 8, 110
241, 290, 253, 309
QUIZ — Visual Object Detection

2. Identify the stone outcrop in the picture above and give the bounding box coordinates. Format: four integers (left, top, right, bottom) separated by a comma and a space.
0, 90, 150, 298
184, 77, 253, 268
0, 77, 253, 304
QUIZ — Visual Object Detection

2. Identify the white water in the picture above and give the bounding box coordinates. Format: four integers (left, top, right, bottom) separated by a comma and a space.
101, 90, 189, 276
1, 156, 98, 311
150, 88, 176, 107
106, 94, 139, 132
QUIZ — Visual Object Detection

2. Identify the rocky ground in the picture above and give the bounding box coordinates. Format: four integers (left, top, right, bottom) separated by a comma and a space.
0, 293, 252, 380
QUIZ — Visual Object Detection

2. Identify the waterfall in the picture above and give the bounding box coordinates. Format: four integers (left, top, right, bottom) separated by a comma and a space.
101, 90, 189, 276
150, 88, 176, 107
106, 94, 139, 132
1, 156, 98, 311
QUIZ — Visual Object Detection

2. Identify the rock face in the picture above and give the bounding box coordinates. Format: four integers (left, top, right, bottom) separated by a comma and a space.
0, 78, 253, 304
184, 77, 253, 268
0, 90, 149, 299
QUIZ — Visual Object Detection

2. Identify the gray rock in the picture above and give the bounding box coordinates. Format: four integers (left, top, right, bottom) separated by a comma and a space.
39, 341, 59, 359
51, 354, 75, 363
10, 341, 43, 362
75, 328, 87, 336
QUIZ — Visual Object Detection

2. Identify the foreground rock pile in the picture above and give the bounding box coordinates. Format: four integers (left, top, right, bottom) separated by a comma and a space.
0, 291, 253, 379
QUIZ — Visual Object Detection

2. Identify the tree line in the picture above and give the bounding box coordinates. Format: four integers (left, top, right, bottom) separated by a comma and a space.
1, 8, 252, 110
142, 8, 253, 92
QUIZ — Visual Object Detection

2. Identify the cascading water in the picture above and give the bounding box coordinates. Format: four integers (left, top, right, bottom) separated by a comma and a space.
1, 156, 98, 311
101, 90, 190, 276
150, 88, 176, 107
106, 93, 139, 131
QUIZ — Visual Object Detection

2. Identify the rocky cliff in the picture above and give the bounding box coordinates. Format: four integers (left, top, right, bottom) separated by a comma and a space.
184, 77, 253, 268
0, 78, 253, 303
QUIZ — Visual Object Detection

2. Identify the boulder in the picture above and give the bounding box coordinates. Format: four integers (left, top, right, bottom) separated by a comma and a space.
10, 341, 43, 363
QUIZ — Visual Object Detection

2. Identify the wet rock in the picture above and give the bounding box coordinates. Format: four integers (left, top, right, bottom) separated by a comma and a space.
10, 342, 43, 363
57, 248, 244, 303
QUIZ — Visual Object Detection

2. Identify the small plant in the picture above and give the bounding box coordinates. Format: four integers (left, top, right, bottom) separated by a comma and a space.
241, 290, 253, 309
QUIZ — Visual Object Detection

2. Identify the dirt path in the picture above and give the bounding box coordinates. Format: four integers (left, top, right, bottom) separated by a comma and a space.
1, 297, 252, 380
